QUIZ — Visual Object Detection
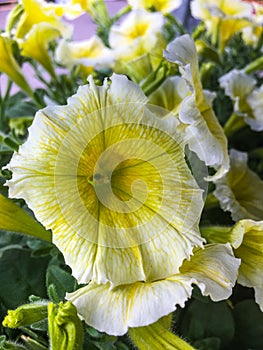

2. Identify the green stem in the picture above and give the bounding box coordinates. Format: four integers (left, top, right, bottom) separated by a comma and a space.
204, 192, 219, 210
223, 113, 247, 137
165, 13, 185, 35
192, 22, 206, 40
250, 147, 263, 159
244, 56, 263, 74
4, 78, 13, 101
129, 318, 195, 350
0, 78, 13, 132
111, 5, 131, 24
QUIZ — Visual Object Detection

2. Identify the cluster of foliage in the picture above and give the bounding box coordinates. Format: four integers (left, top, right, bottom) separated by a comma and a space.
0, 0, 263, 349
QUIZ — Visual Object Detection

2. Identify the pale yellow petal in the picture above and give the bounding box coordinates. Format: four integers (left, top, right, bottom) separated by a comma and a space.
67, 244, 239, 335
180, 244, 240, 301
19, 22, 60, 78
214, 149, 263, 221
55, 36, 114, 77
164, 35, 229, 180
148, 76, 190, 116
233, 220, 263, 311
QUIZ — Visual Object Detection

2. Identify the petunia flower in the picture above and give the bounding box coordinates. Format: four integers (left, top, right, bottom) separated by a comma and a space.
0, 33, 33, 97
219, 69, 263, 132
201, 220, 263, 311
164, 34, 229, 181
6, 74, 204, 287
67, 243, 240, 335
109, 9, 166, 80
19, 22, 61, 79
213, 149, 263, 221
127, 0, 182, 13
8, 0, 71, 39
190, 0, 253, 51
55, 36, 114, 78
148, 76, 190, 116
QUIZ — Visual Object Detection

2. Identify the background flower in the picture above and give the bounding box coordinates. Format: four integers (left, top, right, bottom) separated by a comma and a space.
128, 0, 182, 13
164, 34, 229, 181
213, 149, 263, 221
220, 69, 263, 132
55, 36, 114, 77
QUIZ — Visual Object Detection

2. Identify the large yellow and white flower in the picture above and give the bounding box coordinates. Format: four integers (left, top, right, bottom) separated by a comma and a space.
164, 34, 229, 181
127, 0, 182, 13
55, 36, 114, 77
213, 149, 263, 221
67, 243, 240, 335
190, 0, 253, 50
6, 74, 204, 287
219, 69, 263, 132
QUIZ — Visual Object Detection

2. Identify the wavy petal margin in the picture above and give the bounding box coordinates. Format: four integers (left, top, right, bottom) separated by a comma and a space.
200, 220, 263, 311
67, 244, 239, 335
214, 149, 263, 221
233, 220, 263, 311
164, 34, 229, 181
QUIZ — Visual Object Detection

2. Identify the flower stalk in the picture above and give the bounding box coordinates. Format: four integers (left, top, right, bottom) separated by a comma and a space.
223, 113, 247, 137
129, 317, 196, 350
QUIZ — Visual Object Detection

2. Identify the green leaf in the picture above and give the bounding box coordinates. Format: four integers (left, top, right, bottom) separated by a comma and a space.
0, 248, 49, 309
193, 337, 221, 350
232, 299, 263, 349
0, 194, 51, 242
179, 299, 235, 347
46, 265, 77, 301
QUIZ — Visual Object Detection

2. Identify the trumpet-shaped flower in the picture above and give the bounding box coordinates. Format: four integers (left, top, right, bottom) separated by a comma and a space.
201, 220, 263, 311
109, 9, 166, 79
219, 69, 263, 132
164, 34, 229, 181
148, 76, 190, 116
55, 36, 114, 77
214, 149, 263, 221
67, 244, 240, 335
19, 23, 61, 79
6, 74, 205, 287
10, 0, 71, 39
128, 0, 182, 13
0, 34, 33, 97
190, 0, 253, 50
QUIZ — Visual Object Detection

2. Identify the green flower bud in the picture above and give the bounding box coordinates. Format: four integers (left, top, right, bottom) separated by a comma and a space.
48, 301, 83, 350
2, 302, 48, 329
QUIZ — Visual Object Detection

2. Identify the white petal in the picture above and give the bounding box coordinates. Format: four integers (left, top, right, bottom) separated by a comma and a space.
67, 244, 239, 335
